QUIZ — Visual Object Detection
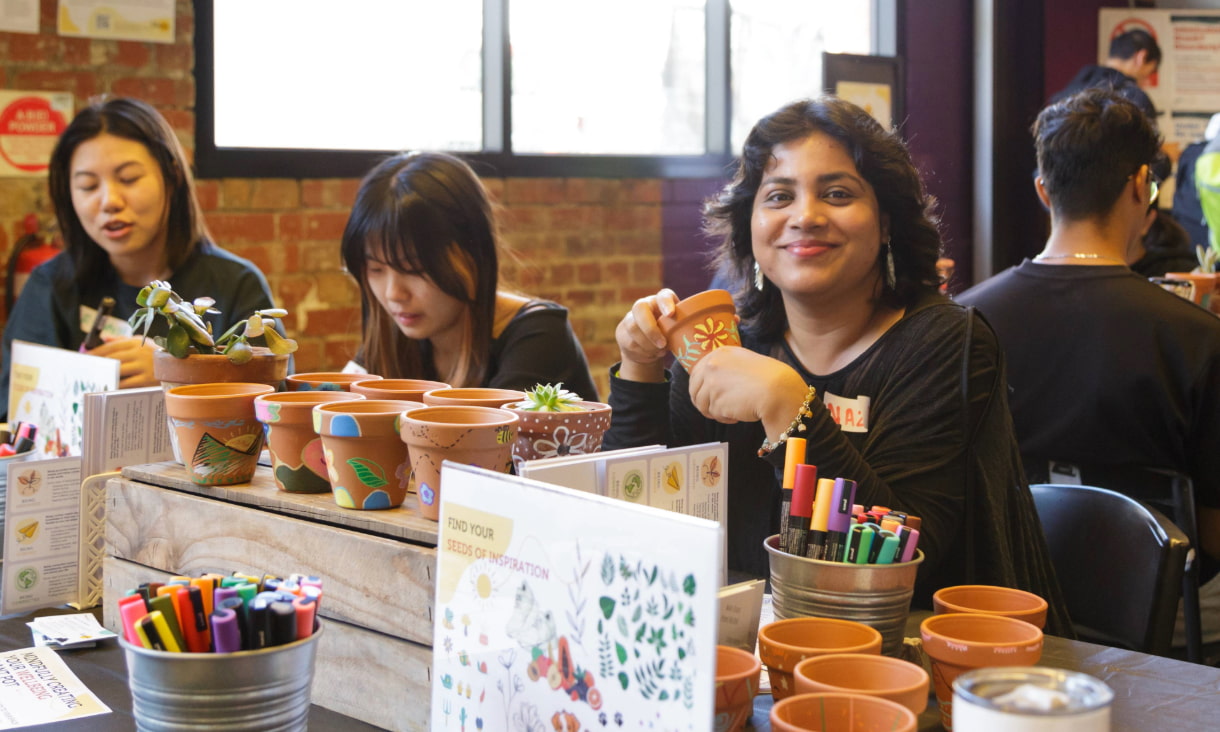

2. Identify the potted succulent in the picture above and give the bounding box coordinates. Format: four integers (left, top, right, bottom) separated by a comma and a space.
503, 383, 612, 470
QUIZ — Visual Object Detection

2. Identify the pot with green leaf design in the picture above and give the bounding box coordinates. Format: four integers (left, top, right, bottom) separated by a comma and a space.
313, 399, 422, 510
656, 289, 741, 373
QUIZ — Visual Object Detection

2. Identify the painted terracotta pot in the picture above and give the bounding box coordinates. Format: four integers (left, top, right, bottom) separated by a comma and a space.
920, 612, 1043, 731
932, 584, 1048, 629
350, 378, 450, 401
400, 406, 519, 521
770, 692, 917, 732
421, 387, 525, 408
657, 289, 740, 373
503, 400, 612, 471
715, 645, 762, 732
254, 391, 365, 494
757, 617, 882, 701
287, 372, 380, 392
1165, 271, 1219, 312
163, 383, 276, 486
312, 399, 422, 510
793, 653, 929, 716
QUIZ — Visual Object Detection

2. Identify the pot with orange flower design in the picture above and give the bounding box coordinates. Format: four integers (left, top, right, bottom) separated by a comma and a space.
503, 383, 612, 471
163, 383, 276, 486
313, 399, 422, 510
657, 289, 741, 372
254, 390, 365, 494
400, 406, 519, 521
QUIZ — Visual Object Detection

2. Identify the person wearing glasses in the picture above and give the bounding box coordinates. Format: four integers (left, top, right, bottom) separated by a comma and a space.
958, 88, 1220, 645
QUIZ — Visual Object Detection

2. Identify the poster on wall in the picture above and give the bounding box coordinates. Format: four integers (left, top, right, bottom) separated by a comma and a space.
0, 92, 73, 178
823, 52, 904, 131
57, 0, 175, 44
0, 0, 39, 34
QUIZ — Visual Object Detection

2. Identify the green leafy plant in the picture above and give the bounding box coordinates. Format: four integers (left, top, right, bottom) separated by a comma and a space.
128, 279, 297, 363
1196, 245, 1218, 274
515, 383, 586, 412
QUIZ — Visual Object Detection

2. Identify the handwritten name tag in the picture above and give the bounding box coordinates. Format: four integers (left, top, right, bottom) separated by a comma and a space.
823, 392, 870, 433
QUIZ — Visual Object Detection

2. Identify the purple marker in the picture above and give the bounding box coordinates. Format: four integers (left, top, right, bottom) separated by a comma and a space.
214, 587, 239, 606
211, 607, 242, 653
898, 527, 921, 563
824, 478, 856, 562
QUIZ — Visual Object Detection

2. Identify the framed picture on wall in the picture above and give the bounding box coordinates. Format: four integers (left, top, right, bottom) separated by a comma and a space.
823, 52, 905, 131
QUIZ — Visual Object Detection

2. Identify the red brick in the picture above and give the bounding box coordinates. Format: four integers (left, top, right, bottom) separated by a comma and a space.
564, 179, 612, 204
301, 179, 360, 209
113, 41, 150, 68
304, 306, 361, 334
252, 180, 300, 209
13, 71, 97, 99
299, 240, 342, 271
7, 35, 51, 63
632, 259, 661, 283
194, 180, 219, 211
577, 263, 600, 285
619, 286, 657, 302
565, 234, 607, 257
316, 271, 359, 305
482, 178, 505, 203
175, 12, 195, 45
500, 205, 545, 230
323, 338, 362, 372
219, 179, 253, 209
204, 212, 276, 244
605, 261, 630, 282
549, 206, 586, 230
161, 109, 195, 136
291, 340, 325, 373
223, 241, 275, 275
279, 213, 305, 243
622, 179, 663, 204
305, 211, 349, 241
548, 263, 574, 286
156, 43, 193, 73
112, 77, 193, 107
276, 275, 315, 309
280, 242, 301, 273
563, 289, 596, 306
505, 178, 566, 205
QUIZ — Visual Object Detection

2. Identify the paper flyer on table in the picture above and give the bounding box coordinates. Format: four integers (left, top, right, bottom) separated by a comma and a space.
1, 457, 83, 615
0, 646, 110, 727
432, 463, 721, 730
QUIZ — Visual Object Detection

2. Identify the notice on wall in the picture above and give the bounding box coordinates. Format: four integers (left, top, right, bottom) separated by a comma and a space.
1, 457, 83, 616
0, 92, 73, 178
0, 0, 39, 34
57, 0, 175, 44
0, 646, 110, 727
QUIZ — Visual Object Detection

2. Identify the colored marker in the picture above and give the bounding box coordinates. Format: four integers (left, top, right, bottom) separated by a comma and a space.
149, 593, 186, 650
118, 594, 150, 644
824, 478, 856, 562
847, 523, 878, 564
216, 596, 250, 650
778, 438, 807, 543
899, 527, 921, 563
874, 532, 901, 564
210, 608, 243, 654
293, 596, 317, 640
869, 529, 897, 563
783, 463, 816, 556
267, 601, 297, 647
805, 478, 835, 560
137, 610, 180, 652
80, 296, 116, 351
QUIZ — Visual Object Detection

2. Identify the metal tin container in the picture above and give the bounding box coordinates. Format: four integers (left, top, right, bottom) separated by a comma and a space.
952, 666, 1112, 732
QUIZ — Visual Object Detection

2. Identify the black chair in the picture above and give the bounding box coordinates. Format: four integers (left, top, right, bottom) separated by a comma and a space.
1031, 483, 1190, 657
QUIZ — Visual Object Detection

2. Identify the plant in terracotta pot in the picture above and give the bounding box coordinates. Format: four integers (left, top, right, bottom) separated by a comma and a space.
503, 383, 612, 471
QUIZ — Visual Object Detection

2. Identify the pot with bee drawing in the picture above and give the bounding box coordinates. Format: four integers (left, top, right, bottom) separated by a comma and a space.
502, 383, 612, 472
400, 406, 518, 521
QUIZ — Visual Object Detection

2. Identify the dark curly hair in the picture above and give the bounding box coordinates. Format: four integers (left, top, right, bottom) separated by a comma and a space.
706, 97, 942, 342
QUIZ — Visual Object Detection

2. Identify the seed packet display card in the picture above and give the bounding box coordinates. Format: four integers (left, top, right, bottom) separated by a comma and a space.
8, 341, 119, 458
433, 463, 722, 730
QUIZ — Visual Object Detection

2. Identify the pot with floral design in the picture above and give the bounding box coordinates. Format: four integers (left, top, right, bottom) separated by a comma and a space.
163, 383, 276, 486
657, 289, 741, 372
400, 406, 519, 521
254, 391, 365, 494
313, 399, 422, 510
503, 385, 612, 471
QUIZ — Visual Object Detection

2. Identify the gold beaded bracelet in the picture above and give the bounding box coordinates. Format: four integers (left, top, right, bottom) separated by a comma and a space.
757, 385, 818, 457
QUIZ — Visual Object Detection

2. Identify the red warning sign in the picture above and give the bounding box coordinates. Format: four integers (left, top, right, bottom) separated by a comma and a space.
0, 93, 72, 176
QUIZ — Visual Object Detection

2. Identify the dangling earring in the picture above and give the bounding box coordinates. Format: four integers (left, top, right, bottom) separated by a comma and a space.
884, 238, 896, 290
753, 261, 765, 291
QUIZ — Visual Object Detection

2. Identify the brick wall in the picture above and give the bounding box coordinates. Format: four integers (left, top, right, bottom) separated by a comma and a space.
0, 0, 688, 400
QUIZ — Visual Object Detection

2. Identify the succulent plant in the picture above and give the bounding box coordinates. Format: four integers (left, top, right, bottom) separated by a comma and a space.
515, 383, 586, 412
128, 280, 298, 363
1196, 244, 1218, 274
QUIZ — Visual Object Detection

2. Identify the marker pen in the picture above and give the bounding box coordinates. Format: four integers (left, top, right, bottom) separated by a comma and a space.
778, 437, 807, 543
293, 596, 317, 640
805, 478, 835, 560
782, 464, 815, 557
899, 527, 921, 563
267, 601, 297, 647
847, 523, 878, 564
186, 586, 211, 651
874, 533, 900, 564
823, 478, 856, 562
137, 610, 181, 652
869, 529, 897, 564
149, 593, 186, 650
216, 596, 250, 650
118, 594, 150, 644
210, 607, 242, 654
249, 596, 272, 649
12, 422, 37, 454
80, 296, 116, 351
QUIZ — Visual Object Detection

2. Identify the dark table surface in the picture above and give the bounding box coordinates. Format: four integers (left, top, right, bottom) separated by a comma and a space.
0, 606, 380, 731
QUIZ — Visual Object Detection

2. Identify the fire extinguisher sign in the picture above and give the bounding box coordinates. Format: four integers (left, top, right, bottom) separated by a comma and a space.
0, 91, 73, 178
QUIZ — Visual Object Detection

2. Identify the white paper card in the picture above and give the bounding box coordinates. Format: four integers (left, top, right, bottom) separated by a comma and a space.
0, 646, 111, 726
8, 341, 119, 458
1, 457, 83, 615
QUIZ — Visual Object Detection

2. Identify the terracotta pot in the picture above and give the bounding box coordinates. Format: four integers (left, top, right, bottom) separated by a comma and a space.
920, 612, 1043, 731
932, 585, 1048, 629
656, 289, 741, 372
163, 383, 276, 486
350, 378, 450, 401
254, 391, 365, 493
400, 406, 519, 521
770, 692, 917, 732
421, 387, 525, 408
313, 399, 422, 510
715, 645, 762, 732
757, 617, 882, 701
503, 400, 612, 471
792, 653, 929, 716
1165, 271, 1218, 310
287, 372, 380, 392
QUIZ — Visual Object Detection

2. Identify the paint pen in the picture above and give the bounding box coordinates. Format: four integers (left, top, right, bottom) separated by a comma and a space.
805, 478, 836, 560
12, 422, 37, 454
80, 296, 116, 351
777, 437, 807, 544
824, 478, 856, 562
782, 463, 816, 557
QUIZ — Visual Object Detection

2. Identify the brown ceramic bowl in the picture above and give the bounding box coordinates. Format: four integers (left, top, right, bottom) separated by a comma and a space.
932, 584, 1049, 629
287, 372, 380, 392
770, 692, 916, 732
792, 652, 929, 715
350, 378, 450, 401
422, 387, 525, 409
757, 617, 882, 701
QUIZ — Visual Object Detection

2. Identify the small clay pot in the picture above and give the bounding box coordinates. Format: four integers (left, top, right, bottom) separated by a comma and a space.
770, 692, 917, 732
932, 584, 1049, 629
313, 399, 422, 510
287, 372, 380, 392
656, 289, 740, 372
757, 617, 882, 701
421, 387, 525, 408
1165, 271, 1218, 310
793, 653, 929, 715
254, 391, 365, 493
350, 378, 450, 401
502, 400, 612, 471
715, 645, 762, 732
920, 612, 1043, 731
163, 383, 276, 486
400, 406, 519, 521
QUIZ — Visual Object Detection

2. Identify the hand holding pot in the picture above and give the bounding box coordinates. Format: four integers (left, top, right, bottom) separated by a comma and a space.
615, 288, 681, 383
688, 348, 810, 432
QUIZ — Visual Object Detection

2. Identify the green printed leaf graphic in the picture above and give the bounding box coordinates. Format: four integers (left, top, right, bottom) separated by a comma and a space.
617, 616, 628, 637
599, 596, 616, 619
602, 554, 616, 584
616, 642, 627, 664
618, 671, 629, 690
636, 623, 647, 642
347, 458, 388, 488
632, 605, 642, 623
682, 574, 696, 596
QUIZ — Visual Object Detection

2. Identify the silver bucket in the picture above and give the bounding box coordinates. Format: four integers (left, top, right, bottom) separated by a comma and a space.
120, 624, 322, 731
765, 534, 923, 656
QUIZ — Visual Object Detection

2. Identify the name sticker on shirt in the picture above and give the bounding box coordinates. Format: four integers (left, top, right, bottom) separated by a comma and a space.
823, 392, 870, 433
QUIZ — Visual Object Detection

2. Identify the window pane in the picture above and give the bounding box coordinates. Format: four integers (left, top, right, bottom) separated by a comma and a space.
511, 0, 706, 155
213, 0, 482, 152
730, 0, 872, 151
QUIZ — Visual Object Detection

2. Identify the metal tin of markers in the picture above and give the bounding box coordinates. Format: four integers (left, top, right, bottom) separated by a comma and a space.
952, 666, 1112, 732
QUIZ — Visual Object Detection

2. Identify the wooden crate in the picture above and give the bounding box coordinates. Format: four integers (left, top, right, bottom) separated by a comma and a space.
103, 462, 438, 731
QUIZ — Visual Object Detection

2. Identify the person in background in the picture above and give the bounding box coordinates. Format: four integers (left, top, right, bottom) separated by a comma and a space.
957, 88, 1220, 643
0, 96, 278, 420
1049, 28, 1161, 122
1172, 113, 1220, 249
604, 97, 1069, 633
339, 151, 598, 400
1131, 151, 1197, 277
1199, 119, 1220, 254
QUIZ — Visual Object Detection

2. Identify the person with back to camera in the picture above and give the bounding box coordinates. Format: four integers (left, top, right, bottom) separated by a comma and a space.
0, 96, 279, 420
1050, 28, 1161, 122
339, 151, 598, 399
603, 97, 1070, 634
